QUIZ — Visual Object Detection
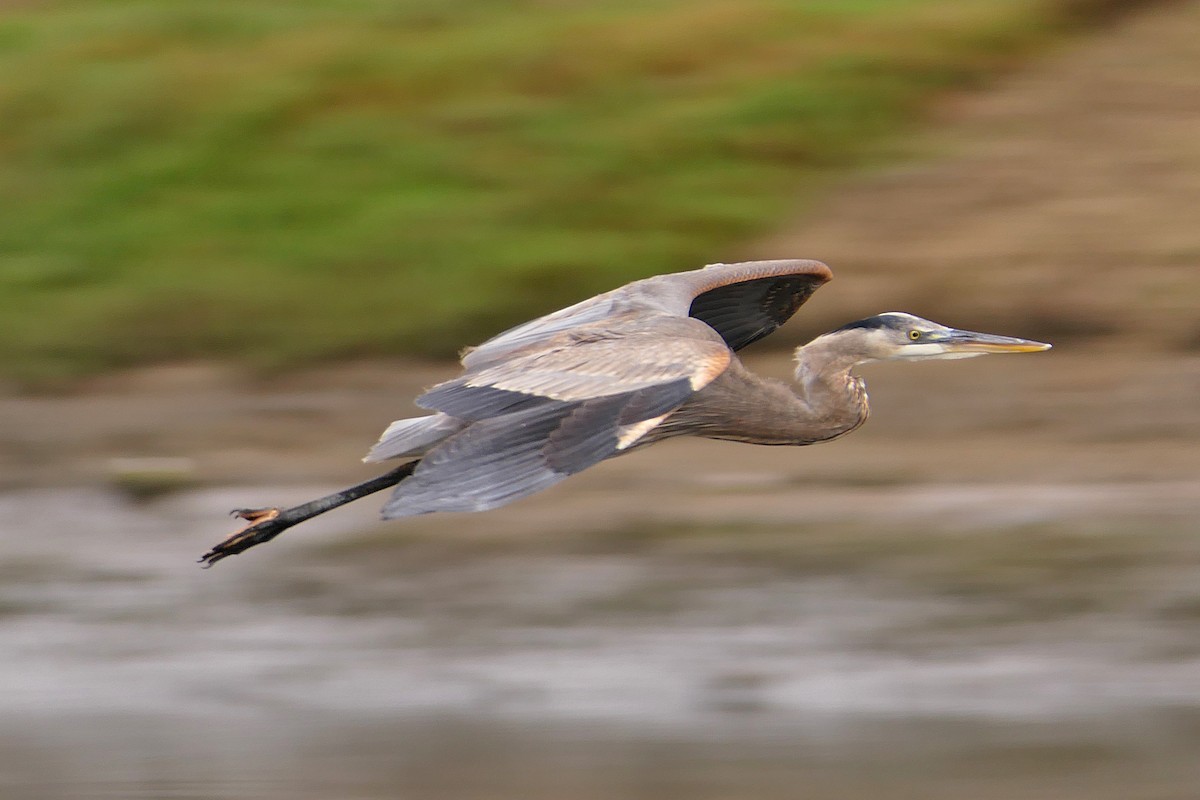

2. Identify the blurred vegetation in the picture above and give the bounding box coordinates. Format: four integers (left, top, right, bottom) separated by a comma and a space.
0, 0, 1140, 383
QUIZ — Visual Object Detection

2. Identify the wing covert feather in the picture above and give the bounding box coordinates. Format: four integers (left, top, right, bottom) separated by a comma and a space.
418, 318, 730, 421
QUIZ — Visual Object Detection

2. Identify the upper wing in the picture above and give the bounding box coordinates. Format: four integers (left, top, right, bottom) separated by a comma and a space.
460, 259, 831, 370
419, 315, 731, 421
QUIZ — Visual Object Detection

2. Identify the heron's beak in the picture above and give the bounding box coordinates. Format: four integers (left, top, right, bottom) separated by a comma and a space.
933, 328, 1052, 354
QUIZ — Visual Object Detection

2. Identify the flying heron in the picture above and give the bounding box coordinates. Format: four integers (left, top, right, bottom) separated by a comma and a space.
200, 259, 1049, 566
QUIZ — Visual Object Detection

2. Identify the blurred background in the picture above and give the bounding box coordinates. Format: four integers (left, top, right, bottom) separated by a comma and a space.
1, 1, 1199, 798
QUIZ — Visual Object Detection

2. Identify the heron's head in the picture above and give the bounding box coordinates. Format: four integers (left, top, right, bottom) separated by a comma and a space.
827, 312, 1051, 363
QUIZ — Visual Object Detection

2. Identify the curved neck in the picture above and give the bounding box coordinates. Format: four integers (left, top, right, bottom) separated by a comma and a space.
645, 341, 870, 448
791, 335, 870, 439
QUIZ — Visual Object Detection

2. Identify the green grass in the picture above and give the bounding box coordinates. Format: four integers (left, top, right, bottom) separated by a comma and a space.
0, 0, 1125, 384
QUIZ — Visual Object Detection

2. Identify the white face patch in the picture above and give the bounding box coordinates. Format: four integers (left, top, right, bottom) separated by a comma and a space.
894, 342, 943, 359
891, 342, 984, 361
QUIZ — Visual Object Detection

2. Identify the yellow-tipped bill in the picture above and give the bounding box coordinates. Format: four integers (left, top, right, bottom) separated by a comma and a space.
936, 329, 1052, 354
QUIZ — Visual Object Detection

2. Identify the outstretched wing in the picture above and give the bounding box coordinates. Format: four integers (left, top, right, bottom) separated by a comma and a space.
460, 259, 831, 370
382, 317, 729, 518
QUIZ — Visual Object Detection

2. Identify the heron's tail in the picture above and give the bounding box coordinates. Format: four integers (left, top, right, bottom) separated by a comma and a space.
363, 413, 466, 463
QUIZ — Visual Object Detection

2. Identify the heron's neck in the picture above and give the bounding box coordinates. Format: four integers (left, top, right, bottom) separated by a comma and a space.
792, 335, 870, 435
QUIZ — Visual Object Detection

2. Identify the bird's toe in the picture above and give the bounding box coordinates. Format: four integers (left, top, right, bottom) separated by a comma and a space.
229, 507, 281, 524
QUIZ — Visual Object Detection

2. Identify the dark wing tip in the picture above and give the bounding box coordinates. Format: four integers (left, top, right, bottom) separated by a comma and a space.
689, 260, 831, 351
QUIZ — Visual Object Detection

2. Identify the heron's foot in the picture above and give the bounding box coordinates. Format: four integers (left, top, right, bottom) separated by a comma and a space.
199, 507, 285, 568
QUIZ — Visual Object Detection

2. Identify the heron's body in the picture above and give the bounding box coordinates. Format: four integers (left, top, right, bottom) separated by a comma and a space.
202, 259, 1048, 565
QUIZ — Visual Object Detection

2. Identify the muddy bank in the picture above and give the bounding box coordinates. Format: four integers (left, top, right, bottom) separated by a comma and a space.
3, 349, 1197, 492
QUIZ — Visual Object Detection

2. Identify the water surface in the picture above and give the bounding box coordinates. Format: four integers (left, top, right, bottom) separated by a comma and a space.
3, 486, 1200, 799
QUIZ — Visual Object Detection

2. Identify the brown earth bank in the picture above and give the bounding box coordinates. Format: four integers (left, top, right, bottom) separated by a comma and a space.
2, 348, 1197, 496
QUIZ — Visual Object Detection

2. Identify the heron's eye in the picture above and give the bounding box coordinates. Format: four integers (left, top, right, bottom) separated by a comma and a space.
908, 330, 922, 341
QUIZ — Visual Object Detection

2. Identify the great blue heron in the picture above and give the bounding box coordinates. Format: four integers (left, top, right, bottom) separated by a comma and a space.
200, 259, 1049, 566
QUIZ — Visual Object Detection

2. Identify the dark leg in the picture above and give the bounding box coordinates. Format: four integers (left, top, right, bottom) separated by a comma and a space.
199, 460, 419, 567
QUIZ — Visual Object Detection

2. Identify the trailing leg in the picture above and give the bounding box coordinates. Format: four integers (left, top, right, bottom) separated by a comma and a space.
199, 460, 419, 567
